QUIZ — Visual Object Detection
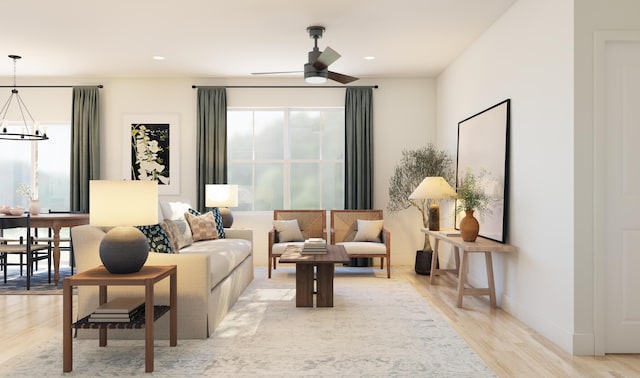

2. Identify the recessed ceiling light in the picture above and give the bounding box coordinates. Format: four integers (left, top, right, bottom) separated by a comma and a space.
152, 56, 166, 61
364, 56, 376, 60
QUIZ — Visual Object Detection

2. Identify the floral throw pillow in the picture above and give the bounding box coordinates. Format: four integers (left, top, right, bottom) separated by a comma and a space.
211, 207, 226, 239
135, 224, 173, 253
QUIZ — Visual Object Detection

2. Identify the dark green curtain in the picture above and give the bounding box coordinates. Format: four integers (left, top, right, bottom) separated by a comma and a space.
196, 87, 227, 212
345, 87, 373, 209
344, 87, 373, 266
70, 86, 100, 213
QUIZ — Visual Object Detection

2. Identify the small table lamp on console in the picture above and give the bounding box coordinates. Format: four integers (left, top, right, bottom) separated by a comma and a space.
205, 184, 238, 228
89, 180, 158, 274
409, 177, 457, 231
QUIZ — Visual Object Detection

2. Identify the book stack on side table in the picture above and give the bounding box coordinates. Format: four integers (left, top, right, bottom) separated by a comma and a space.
302, 238, 328, 254
89, 297, 145, 323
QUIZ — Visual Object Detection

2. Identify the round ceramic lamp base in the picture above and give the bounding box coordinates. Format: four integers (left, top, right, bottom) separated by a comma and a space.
218, 207, 234, 228
99, 226, 149, 274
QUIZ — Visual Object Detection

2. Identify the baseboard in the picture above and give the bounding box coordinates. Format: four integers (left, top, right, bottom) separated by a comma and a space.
572, 333, 596, 355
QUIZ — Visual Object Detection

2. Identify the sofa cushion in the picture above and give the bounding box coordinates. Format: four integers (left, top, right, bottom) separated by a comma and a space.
163, 218, 193, 249
160, 220, 180, 253
211, 208, 226, 239
336, 241, 388, 255
180, 238, 252, 289
353, 219, 383, 242
188, 207, 225, 239
160, 201, 192, 220
273, 219, 304, 242
136, 223, 173, 253
185, 211, 219, 242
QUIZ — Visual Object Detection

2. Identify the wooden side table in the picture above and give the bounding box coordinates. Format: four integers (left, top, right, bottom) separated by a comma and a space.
421, 228, 516, 308
62, 265, 177, 373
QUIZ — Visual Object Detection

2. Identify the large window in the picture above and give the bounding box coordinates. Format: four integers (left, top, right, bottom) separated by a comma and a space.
227, 108, 344, 211
0, 123, 71, 211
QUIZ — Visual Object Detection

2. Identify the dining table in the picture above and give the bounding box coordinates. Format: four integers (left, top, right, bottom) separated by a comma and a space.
30, 213, 90, 285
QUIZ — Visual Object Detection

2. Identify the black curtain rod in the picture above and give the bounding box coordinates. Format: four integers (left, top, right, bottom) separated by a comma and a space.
192, 85, 378, 89
0, 85, 103, 88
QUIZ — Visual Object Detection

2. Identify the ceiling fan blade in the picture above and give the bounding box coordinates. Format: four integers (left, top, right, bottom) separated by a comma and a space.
313, 46, 341, 70
251, 71, 303, 75
328, 71, 359, 84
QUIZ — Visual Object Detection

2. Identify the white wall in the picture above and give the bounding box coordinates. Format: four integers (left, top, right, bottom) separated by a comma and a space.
436, 0, 575, 352
15, 76, 432, 267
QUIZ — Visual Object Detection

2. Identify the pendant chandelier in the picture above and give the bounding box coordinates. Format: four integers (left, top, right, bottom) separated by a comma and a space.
0, 55, 48, 141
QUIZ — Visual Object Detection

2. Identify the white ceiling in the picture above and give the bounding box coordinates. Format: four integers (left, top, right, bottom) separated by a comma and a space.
0, 0, 516, 81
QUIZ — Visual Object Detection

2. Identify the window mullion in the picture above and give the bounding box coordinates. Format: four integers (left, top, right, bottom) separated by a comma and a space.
283, 108, 291, 209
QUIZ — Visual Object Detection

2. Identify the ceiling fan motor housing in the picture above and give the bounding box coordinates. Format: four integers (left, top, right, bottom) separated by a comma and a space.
304, 62, 328, 81
304, 45, 327, 81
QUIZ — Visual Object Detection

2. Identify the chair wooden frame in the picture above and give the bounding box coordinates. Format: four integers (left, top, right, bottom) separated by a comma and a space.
268, 210, 327, 278
0, 214, 50, 290
330, 209, 391, 278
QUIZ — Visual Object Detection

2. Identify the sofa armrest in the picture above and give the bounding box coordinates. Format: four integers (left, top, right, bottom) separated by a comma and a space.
225, 228, 253, 244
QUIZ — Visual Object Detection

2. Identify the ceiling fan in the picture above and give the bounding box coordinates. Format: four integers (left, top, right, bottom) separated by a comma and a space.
252, 26, 359, 85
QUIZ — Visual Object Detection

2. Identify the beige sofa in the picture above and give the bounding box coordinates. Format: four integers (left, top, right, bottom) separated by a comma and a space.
71, 224, 253, 339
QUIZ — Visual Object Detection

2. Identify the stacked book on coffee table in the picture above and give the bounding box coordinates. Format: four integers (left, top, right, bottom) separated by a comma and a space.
301, 238, 328, 254
88, 297, 145, 323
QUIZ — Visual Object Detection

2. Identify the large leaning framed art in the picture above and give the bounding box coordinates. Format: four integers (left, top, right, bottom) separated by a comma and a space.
455, 99, 510, 243
123, 113, 180, 195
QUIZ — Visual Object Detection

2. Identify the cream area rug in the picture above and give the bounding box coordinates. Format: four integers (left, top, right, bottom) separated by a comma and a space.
3, 267, 494, 377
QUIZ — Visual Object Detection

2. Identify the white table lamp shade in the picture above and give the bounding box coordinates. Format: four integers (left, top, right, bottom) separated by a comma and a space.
409, 177, 457, 200
89, 180, 158, 274
409, 177, 456, 232
205, 184, 238, 207
90, 180, 158, 227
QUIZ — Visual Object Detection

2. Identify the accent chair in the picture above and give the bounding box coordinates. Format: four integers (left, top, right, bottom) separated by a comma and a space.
268, 209, 327, 278
330, 209, 391, 278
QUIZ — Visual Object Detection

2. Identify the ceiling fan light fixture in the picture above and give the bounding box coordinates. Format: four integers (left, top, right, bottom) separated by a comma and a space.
304, 62, 328, 84
305, 75, 327, 84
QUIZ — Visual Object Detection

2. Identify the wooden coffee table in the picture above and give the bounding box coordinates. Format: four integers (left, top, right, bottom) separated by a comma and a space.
279, 244, 349, 307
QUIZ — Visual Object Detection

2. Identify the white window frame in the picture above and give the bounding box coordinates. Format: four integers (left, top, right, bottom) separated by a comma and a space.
227, 107, 345, 211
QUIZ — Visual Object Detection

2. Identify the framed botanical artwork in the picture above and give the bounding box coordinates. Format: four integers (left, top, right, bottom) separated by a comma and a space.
455, 99, 510, 242
123, 113, 180, 195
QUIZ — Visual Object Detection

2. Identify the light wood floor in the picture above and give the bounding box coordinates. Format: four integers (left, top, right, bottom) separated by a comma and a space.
1, 266, 639, 377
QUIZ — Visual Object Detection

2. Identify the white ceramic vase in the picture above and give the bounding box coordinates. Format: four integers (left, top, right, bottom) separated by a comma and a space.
29, 200, 41, 215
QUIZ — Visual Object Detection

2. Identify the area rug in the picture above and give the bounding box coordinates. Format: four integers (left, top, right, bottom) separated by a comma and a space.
2, 267, 494, 377
0, 266, 73, 294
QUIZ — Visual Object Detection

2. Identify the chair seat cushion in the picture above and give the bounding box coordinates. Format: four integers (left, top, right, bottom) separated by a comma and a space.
271, 242, 304, 255
336, 241, 387, 255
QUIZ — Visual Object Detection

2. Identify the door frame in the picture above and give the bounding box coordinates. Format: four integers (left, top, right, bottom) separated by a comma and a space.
593, 30, 640, 355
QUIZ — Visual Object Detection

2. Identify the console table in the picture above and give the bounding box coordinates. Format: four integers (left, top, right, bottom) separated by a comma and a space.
62, 265, 177, 373
421, 228, 516, 308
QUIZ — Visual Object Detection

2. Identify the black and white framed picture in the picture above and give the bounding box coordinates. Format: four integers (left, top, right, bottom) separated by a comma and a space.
455, 99, 510, 242
123, 113, 180, 195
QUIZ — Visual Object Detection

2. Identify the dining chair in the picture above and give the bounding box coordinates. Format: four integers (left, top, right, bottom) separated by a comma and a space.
0, 214, 51, 289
